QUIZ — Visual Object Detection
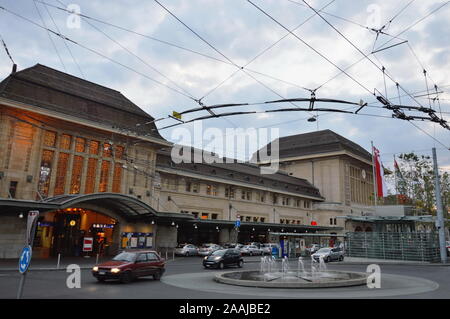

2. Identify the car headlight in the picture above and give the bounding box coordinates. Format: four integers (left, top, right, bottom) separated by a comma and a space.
111, 268, 121, 273
214, 256, 221, 260
92, 266, 98, 272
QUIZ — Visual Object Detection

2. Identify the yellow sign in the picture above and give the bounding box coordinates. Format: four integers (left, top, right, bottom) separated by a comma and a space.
172, 111, 182, 120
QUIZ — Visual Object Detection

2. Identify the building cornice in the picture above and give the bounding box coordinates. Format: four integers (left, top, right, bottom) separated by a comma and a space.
0, 97, 171, 147
156, 166, 324, 201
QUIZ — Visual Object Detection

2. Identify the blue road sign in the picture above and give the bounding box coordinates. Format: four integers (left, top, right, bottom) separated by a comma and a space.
19, 245, 32, 274
235, 220, 240, 227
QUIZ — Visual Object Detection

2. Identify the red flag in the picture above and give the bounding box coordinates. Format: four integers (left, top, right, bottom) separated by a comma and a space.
373, 146, 387, 198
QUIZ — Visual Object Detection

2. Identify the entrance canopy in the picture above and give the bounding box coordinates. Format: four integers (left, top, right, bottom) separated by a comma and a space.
42, 193, 159, 218
0, 193, 159, 219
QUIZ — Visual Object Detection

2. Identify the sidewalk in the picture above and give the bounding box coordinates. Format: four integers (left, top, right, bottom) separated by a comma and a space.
0, 255, 178, 272
242, 255, 450, 266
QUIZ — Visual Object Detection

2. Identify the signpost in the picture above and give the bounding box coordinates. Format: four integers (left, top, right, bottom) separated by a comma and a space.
17, 210, 39, 299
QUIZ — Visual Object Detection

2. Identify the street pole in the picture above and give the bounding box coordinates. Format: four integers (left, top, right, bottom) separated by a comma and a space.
371, 141, 378, 207
432, 147, 447, 263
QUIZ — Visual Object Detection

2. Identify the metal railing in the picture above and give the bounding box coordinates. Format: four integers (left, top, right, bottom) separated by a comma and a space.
345, 232, 441, 262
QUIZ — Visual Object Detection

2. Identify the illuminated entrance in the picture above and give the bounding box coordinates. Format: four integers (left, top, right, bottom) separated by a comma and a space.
34, 208, 118, 258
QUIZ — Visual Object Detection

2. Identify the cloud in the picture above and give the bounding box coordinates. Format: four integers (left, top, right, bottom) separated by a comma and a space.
1, 0, 450, 167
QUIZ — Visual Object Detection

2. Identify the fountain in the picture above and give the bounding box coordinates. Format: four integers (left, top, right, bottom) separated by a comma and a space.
215, 255, 368, 288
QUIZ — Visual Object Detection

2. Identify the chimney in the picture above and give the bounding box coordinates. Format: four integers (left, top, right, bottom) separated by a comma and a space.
11, 64, 17, 74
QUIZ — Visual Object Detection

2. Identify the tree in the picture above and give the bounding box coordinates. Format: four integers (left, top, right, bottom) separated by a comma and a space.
386, 152, 442, 214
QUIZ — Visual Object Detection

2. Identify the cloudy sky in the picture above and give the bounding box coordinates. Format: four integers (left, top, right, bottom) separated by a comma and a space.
1, 0, 450, 173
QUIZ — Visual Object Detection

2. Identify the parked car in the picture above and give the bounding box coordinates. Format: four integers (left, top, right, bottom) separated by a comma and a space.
240, 245, 263, 256
312, 247, 344, 262
261, 243, 279, 255
203, 248, 244, 269
198, 243, 222, 256
174, 244, 199, 256
307, 244, 321, 254
446, 241, 450, 256
92, 250, 165, 283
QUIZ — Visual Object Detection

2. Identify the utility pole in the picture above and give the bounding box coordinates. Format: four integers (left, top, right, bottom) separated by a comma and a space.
371, 141, 378, 207
432, 147, 447, 263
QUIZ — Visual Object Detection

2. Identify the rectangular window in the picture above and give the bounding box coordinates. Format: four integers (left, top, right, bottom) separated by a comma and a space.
43, 130, 57, 147
206, 184, 212, 195
89, 140, 99, 155
59, 134, 72, 150
37, 150, 54, 197
103, 143, 112, 157
211, 213, 218, 220
8, 181, 18, 198
185, 181, 192, 192
75, 137, 86, 153
115, 145, 124, 159
99, 160, 111, 192
85, 158, 98, 194
54, 152, 70, 195
201, 213, 209, 220
70, 155, 84, 194
191, 212, 199, 218
192, 182, 199, 193
112, 164, 123, 193
225, 186, 235, 199
272, 194, 278, 204
260, 217, 265, 223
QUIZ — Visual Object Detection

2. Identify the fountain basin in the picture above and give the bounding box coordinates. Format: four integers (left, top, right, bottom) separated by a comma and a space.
214, 270, 368, 288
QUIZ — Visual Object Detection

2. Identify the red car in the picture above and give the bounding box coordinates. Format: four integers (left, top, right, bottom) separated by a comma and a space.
92, 250, 165, 283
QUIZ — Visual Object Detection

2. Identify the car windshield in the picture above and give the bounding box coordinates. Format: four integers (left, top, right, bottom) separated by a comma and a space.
211, 249, 227, 256
112, 252, 136, 262
176, 244, 186, 248
201, 244, 213, 248
317, 248, 331, 253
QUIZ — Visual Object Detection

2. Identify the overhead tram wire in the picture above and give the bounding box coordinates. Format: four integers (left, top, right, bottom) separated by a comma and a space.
375, 1, 450, 52
52, 0, 196, 102
32, 0, 67, 72
36, 0, 342, 102
198, 0, 336, 101
246, 0, 375, 97
0, 5, 200, 103
152, 0, 319, 121
0, 33, 15, 65
45, 0, 85, 79
301, 0, 449, 130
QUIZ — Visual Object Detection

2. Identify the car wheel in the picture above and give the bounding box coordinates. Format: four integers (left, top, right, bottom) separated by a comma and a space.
153, 270, 162, 281
185, 251, 189, 257
326, 256, 331, 263
237, 260, 243, 268
339, 256, 344, 261
120, 271, 133, 284
217, 262, 224, 270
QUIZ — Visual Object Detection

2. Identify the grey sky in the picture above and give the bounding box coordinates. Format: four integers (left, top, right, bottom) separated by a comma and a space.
1, 0, 449, 172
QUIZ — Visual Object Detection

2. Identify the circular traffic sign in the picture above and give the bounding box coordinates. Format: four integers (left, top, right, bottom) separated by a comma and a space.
19, 245, 32, 274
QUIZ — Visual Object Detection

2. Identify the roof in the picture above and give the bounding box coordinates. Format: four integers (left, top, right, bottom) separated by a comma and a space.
156, 147, 324, 199
340, 215, 442, 223
252, 129, 372, 162
0, 64, 164, 140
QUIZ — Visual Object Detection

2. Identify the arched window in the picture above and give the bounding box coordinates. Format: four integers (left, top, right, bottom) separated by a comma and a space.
355, 226, 363, 232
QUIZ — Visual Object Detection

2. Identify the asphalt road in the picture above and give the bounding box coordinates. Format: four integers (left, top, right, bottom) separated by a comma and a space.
0, 257, 449, 299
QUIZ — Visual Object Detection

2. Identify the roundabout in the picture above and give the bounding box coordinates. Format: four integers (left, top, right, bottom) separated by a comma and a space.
161, 270, 439, 298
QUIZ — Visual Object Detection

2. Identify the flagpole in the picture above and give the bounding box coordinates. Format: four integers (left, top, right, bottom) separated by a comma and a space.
394, 154, 398, 205
371, 141, 378, 207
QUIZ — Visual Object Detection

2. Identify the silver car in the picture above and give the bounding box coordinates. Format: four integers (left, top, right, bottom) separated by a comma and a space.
241, 245, 263, 256
198, 244, 222, 256
175, 244, 199, 256
312, 247, 344, 262
260, 243, 279, 255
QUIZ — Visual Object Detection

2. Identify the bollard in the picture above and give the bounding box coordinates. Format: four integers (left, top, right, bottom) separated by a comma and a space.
56, 253, 61, 270
96, 253, 99, 265
165, 250, 168, 260
173, 250, 175, 260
